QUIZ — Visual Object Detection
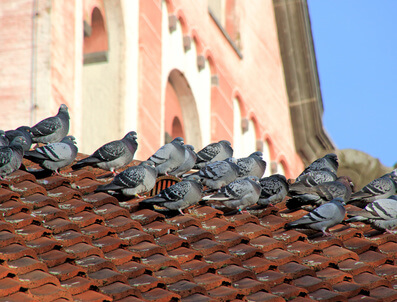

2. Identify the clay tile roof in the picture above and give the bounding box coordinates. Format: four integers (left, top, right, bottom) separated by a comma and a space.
0, 158, 396, 301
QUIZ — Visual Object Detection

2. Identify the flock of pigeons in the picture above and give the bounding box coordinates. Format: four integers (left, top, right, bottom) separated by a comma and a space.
1, 104, 397, 237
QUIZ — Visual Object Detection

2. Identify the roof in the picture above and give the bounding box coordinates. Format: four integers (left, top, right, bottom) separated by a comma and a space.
0, 155, 396, 301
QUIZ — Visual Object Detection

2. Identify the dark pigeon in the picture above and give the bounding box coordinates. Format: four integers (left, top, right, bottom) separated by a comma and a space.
257, 174, 289, 207
0, 137, 26, 178
195, 158, 240, 190
5, 126, 33, 152
194, 140, 233, 169
170, 144, 197, 178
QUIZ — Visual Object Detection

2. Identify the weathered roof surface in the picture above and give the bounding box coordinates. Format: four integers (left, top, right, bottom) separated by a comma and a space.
0, 156, 397, 301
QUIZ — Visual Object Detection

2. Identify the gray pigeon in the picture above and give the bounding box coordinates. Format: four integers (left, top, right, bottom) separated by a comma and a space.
298, 153, 339, 178
285, 198, 346, 236
140, 174, 203, 215
349, 169, 397, 207
286, 176, 354, 210
231, 151, 267, 178
257, 174, 289, 207
203, 176, 261, 212
170, 144, 197, 178
24, 136, 78, 174
194, 140, 233, 169
72, 131, 138, 174
0, 131, 8, 147
0, 137, 26, 179
5, 126, 33, 152
30, 104, 70, 144
95, 161, 157, 197
346, 198, 397, 233
147, 137, 185, 176
290, 169, 337, 190
196, 158, 240, 190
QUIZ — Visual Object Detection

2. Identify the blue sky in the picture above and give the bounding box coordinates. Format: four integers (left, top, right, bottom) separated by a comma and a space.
307, 0, 397, 168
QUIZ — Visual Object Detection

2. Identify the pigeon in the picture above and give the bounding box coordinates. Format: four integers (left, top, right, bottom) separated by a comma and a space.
30, 104, 70, 144
0, 137, 26, 179
346, 198, 397, 233
257, 174, 289, 207
24, 136, 78, 174
194, 140, 233, 169
289, 169, 338, 191
298, 153, 339, 178
72, 131, 138, 174
203, 176, 261, 212
0, 131, 8, 147
95, 161, 157, 197
195, 158, 240, 190
349, 169, 397, 207
5, 126, 33, 152
170, 144, 197, 178
231, 151, 267, 178
286, 176, 353, 210
147, 137, 186, 176
285, 198, 346, 236
140, 174, 203, 215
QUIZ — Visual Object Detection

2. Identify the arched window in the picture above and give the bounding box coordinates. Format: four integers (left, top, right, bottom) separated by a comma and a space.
83, 7, 108, 64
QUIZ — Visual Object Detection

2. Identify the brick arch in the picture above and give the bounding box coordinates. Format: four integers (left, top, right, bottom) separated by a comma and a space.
203, 49, 219, 76
191, 29, 204, 54
232, 89, 247, 117
84, 7, 108, 56
175, 9, 189, 35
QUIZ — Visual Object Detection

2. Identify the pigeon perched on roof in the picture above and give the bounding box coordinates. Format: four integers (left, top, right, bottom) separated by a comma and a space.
170, 144, 197, 178
0, 131, 8, 147
24, 136, 78, 174
202, 176, 261, 212
257, 174, 289, 207
72, 131, 138, 174
140, 174, 203, 215
5, 126, 33, 152
0, 137, 26, 179
349, 169, 397, 207
346, 198, 397, 233
95, 161, 157, 197
195, 158, 240, 190
286, 176, 353, 210
231, 151, 267, 179
298, 153, 339, 178
285, 198, 346, 236
147, 137, 186, 176
290, 169, 338, 190
194, 140, 233, 169
30, 104, 70, 144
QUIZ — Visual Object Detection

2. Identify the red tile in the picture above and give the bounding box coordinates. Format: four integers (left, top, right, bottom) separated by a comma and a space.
0, 244, 37, 261
141, 287, 181, 302
260, 215, 288, 232
66, 169, 96, 182
0, 292, 36, 301
39, 250, 75, 268
225, 213, 260, 227
322, 245, 359, 263
130, 209, 165, 226
273, 229, 308, 244
5, 169, 37, 183
242, 256, 276, 274
0, 278, 22, 297
53, 230, 92, 247
44, 218, 80, 234
18, 269, 61, 288
100, 281, 142, 301
347, 295, 378, 302
0, 266, 14, 279
72, 289, 112, 302
16, 224, 52, 241
354, 272, 392, 289
233, 277, 269, 295
64, 242, 103, 259
278, 262, 316, 279
308, 289, 347, 302
81, 224, 115, 240
245, 291, 286, 302
250, 236, 286, 252
262, 248, 300, 265
286, 241, 318, 257
342, 237, 378, 254
178, 226, 215, 244
105, 248, 138, 266
32, 205, 68, 222
375, 264, 397, 282
215, 230, 250, 248
316, 267, 353, 285
235, 223, 272, 239
119, 198, 141, 213
26, 237, 61, 254
129, 241, 166, 258
47, 186, 82, 203
229, 243, 263, 261
193, 272, 230, 291
11, 180, 47, 197
118, 228, 155, 245
106, 215, 143, 233
292, 275, 332, 293
0, 200, 29, 217
365, 232, 397, 246
92, 236, 123, 253
117, 261, 148, 279
181, 293, 214, 302
301, 254, 337, 271
88, 268, 127, 287
207, 286, 240, 301
257, 270, 286, 287
0, 221, 15, 233
0, 231, 24, 248
167, 280, 207, 298
155, 233, 189, 252
338, 259, 375, 276
141, 253, 181, 271
378, 242, 397, 258
155, 267, 193, 285
166, 215, 201, 230
203, 252, 242, 269
358, 250, 390, 268
370, 286, 397, 301
5, 212, 41, 229
70, 211, 104, 228
142, 221, 177, 237
71, 178, 102, 195
200, 218, 233, 235
94, 203, 130, 220
217, 264, 256, 282
329, 225, 363, 241
181, 260, 215, 277
188, 206, 223, 221
7, 256, 48, 275
271, 283, 309, 300
191, 239, 228, 256
279, 208, 308, 222
75, 255, 116, 274
0, 188, 20, 203
20, 193, 58, 210
332, 281, 369, 298
308, 236, 343, 250
58, 199, 93, 215
49, 263, 86, 282
36, 175, 71, 191
29, 283, 73, 301
83, 192, 119, 208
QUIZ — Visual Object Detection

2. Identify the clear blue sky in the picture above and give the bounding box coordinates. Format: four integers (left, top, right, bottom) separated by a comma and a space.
307, 0, 397, 168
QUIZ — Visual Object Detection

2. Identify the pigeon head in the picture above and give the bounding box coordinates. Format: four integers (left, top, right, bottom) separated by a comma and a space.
249, 151, 264, 159
124, 131, 138, 140
58, 104, 69, 115
11, 136, 27, 146
140, 160, 156, 168
388, 169, 397, 184
172, 137, 184, 145
330, 197, 346, 206
63, 136, 77, 144
16, 126, 33, 137
185, 145, 195, 151
220, 140, 231, 146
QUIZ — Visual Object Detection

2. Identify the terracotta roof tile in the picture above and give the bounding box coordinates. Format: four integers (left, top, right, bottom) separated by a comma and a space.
141, 253, 181, 271
0, 292, 37, 302
332, 281, 369, 299
308, 288, 348, 302
117, 261, 149, 279
0, 200, 29, 217
72, 289, 112, 302
292, 275, 332, 293
0, 278, 23, 297
29, 283, 73, 301
369, 286, 397, 301
105, 248, 139, 266
142, 220, 177, 237
155, 233, 189, 252
203, 252, 242, 269
270, 283, 309, 300
191, 238, 228, 256
155, 266, 193, 285
201, 217, 234, 235
235, 222, 272, 239
353, 272, 392, 289
206, 285, 241, 300
100, 281, 142, 301
39, 250, 75, 267
181, 260, 215, 277
141, 287, 181, 302
278, 262, 315, 280
242, 256, 276, 274
215, 230, 250, 248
